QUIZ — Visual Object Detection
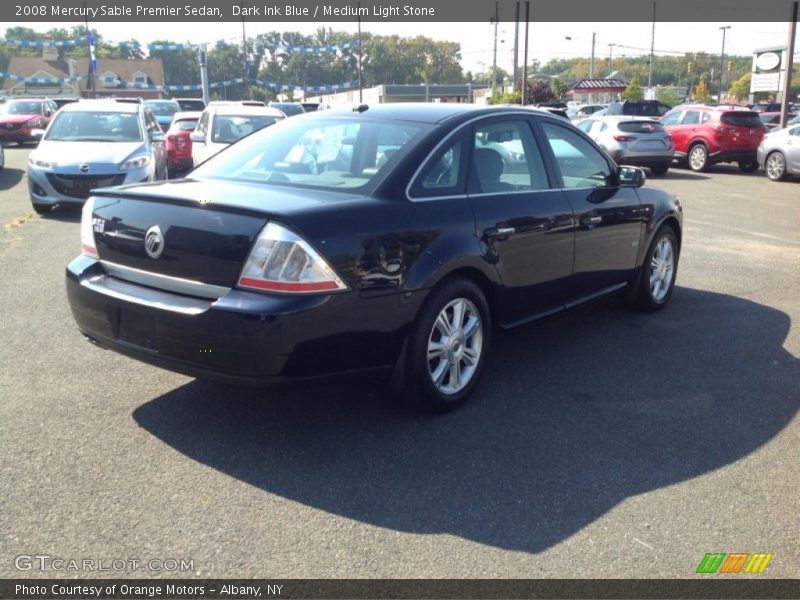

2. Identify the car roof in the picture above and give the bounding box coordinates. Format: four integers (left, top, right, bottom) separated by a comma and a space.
59, 99, 140, 113
209, 105, 285, 117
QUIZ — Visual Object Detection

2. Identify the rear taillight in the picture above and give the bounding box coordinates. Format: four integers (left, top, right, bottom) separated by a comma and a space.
237, 222, 347, 294
715, 126, 735, 135
613, 135, 636, 142
80, 197, 98, 258
168, 134, 189, 148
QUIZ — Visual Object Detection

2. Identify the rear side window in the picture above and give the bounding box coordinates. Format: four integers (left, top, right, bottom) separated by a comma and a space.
411, 137, 466, 198
473, 120, 549, 192
721, 112, 763, 128
618, 121, 665, 133
682, 111, 701, 125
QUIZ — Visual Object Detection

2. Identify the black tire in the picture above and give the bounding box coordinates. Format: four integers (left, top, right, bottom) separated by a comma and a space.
687, 143, 709, 172
394, 277, 491, 412
31, 202, 51, 215
632, 225, 679, 312
650, 164, 670, 176
738, 161, 758, 173
765, 151, 787, 181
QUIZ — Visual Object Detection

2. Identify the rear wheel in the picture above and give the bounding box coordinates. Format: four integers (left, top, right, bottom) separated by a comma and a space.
650, 164, 669, 176
765, 151, 787, 181
632, 225, 679, 312
396, 277, 491, 412
688, 144, 709, 172
738, 161, 758, 173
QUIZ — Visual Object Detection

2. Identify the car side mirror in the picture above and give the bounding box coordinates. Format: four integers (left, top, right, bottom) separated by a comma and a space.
150, 130, 165, 142
618, 166, 645, 188
44, 109, 52, 117
190, 132, 205, 144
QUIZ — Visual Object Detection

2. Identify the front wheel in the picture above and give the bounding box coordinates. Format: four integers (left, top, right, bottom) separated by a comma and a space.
632, 225, 679, 312
765, 151, 787, 181
738, 161, 759, 173
397, 278, 491, 412
688, 144, 709, 172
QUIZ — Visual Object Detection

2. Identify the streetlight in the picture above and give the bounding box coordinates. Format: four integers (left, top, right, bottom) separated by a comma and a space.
608, 43, 616, 74
718, 25, 731, 101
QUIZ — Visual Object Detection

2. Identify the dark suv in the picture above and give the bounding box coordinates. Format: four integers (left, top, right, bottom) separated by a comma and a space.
660, 105, 765, 172
621, 100, 672, 117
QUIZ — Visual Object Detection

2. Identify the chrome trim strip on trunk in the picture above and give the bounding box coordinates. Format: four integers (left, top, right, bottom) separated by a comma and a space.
101, 260, 231, 300
81, 274, 212, 315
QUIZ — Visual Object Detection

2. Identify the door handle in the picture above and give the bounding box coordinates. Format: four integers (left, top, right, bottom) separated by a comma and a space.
483, 226, 516, 240
582, 215, 603, 227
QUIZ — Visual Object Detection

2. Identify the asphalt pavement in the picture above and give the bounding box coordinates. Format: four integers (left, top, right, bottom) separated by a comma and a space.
1, 146, 798, 579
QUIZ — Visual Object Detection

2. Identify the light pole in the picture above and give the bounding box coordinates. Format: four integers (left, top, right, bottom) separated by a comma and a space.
718, 26, 731, 101
608, 43, 615, 74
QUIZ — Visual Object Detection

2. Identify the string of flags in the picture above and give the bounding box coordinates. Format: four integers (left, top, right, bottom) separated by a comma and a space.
0, 71, 357, 93
0, 36, 358, 54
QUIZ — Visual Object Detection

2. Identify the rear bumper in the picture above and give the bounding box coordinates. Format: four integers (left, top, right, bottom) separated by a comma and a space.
167, 155, 193, 173
616, 153, 674, 167
66, 256, 419, 385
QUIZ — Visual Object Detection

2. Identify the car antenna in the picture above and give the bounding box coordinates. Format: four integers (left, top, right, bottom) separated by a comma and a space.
353, 104, 369, 113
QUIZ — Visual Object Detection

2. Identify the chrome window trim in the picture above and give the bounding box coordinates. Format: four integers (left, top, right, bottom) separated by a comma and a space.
406, 110, 550, 202
101, 260, 230, 300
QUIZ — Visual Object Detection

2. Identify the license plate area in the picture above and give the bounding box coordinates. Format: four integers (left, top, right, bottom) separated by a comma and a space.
117, 309, 159, 351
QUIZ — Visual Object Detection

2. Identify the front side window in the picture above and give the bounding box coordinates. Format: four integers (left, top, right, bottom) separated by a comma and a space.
192, 117, 430, 192
44, 111, 143, 142
542, 122, 613, 189
661, 111, 682, 126
473, 119, 549, 192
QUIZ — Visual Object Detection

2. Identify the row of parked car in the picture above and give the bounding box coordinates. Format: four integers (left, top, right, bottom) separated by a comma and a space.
559, 100, 800, 181
0, 95, 315, 213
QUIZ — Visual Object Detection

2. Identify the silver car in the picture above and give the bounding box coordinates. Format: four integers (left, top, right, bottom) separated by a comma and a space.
757, 123, 800, 181
576, 116, 675, 176
27, 99, 167, 214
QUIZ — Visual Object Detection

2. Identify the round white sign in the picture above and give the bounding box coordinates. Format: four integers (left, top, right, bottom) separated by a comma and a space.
755, 52, 781, 72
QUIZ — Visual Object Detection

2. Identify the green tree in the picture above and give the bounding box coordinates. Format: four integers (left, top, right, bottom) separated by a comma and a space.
694, 78, 710, 103
622, 78, 644, 101
149, 42, 200, 90
656, 88, 681, 107
728, 72, 751, 101
551, 77, 568, 100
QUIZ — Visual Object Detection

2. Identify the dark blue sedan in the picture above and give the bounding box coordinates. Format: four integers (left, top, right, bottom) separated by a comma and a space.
67, 104, 683, 411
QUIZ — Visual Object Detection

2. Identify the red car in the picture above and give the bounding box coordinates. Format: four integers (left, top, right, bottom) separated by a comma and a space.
165, 111, 201, 177
0, 98, 57, 145
659, 105, 765, 172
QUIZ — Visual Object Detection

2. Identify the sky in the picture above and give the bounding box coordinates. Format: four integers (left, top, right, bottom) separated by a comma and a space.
14, 20, 799, 76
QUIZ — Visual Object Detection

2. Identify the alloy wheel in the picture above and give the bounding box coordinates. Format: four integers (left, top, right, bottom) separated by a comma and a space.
689, 145, 707, 171
766, 152, 786, 181
427, 298, 483, 395
649, 236, 675, 303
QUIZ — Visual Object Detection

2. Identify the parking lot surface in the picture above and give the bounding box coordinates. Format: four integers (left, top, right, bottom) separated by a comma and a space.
1, 145, 798, 578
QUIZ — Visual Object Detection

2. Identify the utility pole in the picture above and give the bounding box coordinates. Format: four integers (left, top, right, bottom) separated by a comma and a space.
608, 43, 615, 74
648, 1, 656, 89
513, 2, 520, 91
718, 25, 731, 101
589, 32, 596, 78
521, 1, 530, 104
357, 1, 363, 103
779, 1, 798, 128
241, 2, 249, 100
491, 1, 499, 99
199, 44, 210, 105
83, 4, 95, 98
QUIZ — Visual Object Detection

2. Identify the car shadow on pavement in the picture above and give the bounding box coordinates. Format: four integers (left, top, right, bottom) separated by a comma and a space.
133, 287, 799, 554
655, 170, 710, 181
41, 205, 82, 222
0, 168, 24, 191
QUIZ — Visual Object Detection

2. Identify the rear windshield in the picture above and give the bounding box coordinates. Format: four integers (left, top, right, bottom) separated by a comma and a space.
618, 120, 665, 133
192, 117, 431, 192
174, 118, 198, 131
45, 111, 142, 142
145, 101, 179, 116
211, 115, 281, 143
177, 100, 206, 111
721, 112, 763, 128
